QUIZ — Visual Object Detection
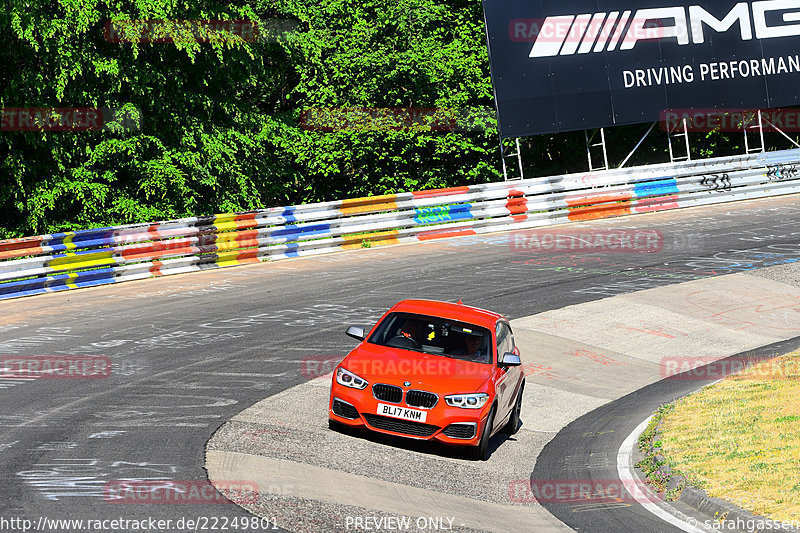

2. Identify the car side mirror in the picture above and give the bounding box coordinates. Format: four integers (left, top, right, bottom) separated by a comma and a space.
500, 352, 521, 367
346, 326, 365, 341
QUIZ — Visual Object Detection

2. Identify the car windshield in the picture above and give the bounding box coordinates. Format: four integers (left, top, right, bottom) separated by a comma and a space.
368, 312, 492, 364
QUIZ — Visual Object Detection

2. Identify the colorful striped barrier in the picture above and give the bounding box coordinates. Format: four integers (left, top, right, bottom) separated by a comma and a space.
2, 149, 800, 300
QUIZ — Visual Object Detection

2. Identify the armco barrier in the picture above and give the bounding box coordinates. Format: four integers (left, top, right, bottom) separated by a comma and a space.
2, 149, 800, 300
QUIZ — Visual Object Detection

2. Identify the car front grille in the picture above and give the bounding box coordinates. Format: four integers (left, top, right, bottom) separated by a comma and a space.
405, 389, 438, 409
362, 414, 440, 437
372, 383, 403, 403
443, 423, 477, 439
332, 398, 359, 419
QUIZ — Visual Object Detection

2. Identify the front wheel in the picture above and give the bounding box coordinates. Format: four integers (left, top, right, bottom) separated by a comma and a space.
470, 406, 495, 461
503, 382, 524, 435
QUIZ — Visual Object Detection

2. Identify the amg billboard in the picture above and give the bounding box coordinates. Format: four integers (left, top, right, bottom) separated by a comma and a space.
483, 0, 800, 137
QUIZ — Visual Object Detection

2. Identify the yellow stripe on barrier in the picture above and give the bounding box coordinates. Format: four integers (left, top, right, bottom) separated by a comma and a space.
341, 230, 400, 250
215, 249, 259, 267
49, 251, 115, 272
212, 221, 241, 232
65, 272, 79, 289
62, 232, 77, 251
340, 195, 398, 216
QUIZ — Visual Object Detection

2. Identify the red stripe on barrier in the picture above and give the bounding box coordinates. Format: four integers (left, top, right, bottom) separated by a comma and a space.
634, 195, 680, 213
236, 249, 260, 262
150, 261, 164, 276
416, 228, 476, 241
119, 239, 198, 260
411, 186, 470, 199
0, 236, 46, 260
235, 229, 260, 243
147, 223, 162, 240
506, 189, 528, 220
233, 213, 259, 229
566, 193, 632, 221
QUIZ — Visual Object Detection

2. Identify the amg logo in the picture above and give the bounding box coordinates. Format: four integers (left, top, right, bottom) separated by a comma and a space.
529, 0, 800, 57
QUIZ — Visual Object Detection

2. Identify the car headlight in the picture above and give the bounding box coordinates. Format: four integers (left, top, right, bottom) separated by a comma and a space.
444, 393, 489, 409
336, 367, 368, 390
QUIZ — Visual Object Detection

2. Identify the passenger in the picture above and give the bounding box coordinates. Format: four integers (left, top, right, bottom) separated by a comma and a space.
452, 333, 486, 360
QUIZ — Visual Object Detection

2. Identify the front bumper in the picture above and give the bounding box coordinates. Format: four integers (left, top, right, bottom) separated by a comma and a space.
329, 383, 490, 446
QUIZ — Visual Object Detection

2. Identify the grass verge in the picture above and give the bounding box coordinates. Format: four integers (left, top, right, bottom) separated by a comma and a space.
657, 350, 800, 522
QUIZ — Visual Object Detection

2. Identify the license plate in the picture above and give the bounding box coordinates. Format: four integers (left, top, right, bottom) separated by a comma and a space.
377, 403, 427, 423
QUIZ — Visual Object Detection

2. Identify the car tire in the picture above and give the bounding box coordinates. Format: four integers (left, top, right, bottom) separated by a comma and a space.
328, 418, 349, 434
471, 405, 495, 461
503, 382, 524, 435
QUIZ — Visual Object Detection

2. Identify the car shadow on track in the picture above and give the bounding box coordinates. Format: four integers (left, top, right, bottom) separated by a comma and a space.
329, 419, 524, 462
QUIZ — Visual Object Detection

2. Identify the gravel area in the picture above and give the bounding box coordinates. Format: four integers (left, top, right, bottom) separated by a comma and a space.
240, 494, 488, 533
206, 379, 553, 506
746, 260, 800, 287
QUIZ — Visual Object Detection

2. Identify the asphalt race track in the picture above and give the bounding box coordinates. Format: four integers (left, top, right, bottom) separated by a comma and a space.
533, 335, 800, 533
1, 195, 800, 532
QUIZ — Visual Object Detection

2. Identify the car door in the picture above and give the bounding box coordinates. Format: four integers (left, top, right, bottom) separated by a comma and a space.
493, 321, 516, 428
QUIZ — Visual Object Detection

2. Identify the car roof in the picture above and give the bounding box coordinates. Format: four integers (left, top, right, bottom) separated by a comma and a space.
388, 299, 505, 329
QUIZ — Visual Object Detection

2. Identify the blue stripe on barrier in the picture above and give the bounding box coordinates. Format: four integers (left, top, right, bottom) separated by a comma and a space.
283, 243, 300, 258
49, 268, 117, 282
634, 179, 679, 197
413, 204, 473, 225
0, 267, 119, 300
281, 208, 297, 224
0, 277, 48, 299
271, 223, 332, 240
72, 227, 115, 241
49, 247, 115, 260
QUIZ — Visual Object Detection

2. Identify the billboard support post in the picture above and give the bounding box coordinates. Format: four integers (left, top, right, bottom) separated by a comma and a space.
617, 122, 658, 169
500, 138, 524, 181
760, 111, 800, 150
743, 110, 765, 154
668, 118, 691, 163
585, 128, 609, 172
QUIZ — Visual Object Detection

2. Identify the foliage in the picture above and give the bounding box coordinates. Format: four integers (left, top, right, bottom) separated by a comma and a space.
0, 0, 498, 238
3, 0, 798, 239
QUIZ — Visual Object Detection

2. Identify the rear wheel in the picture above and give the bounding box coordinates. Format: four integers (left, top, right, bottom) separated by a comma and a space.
470, 406, 495, 461
504, 382, 524, 435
